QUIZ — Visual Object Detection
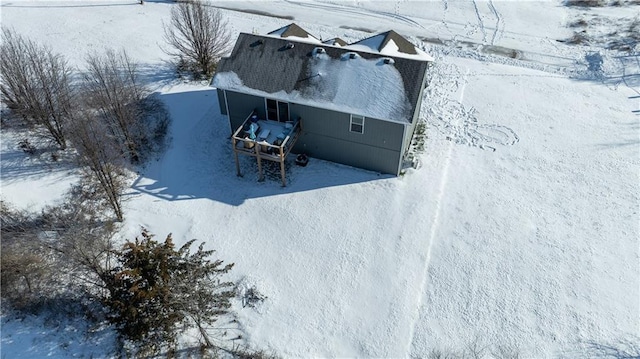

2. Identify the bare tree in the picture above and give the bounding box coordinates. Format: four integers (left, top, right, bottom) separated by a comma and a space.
163, 0, 232, 78
0, 197, 114, 311
72, 49, 170, 221
0, 27, 74, 149
82, 49, 145, 163
1, 202, 55, 309
67, 108, 126, 221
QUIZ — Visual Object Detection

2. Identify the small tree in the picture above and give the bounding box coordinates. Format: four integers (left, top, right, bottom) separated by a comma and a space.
82, 49, 145, 164
102, 229, 235, 354
67, 109, 126, 221
163, 0, 232, 78
0, 27, 74, 149
0, 198, 115, 311
0, 202, 54, 309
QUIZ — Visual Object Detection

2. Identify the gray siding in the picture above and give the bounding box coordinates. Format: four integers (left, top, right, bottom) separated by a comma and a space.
402, 63, 430, 154
225, 91, 267, 132
291, 103, 405, 174
401, 119, 416, 157
294, 133, 402, 175
292, 105, 404, 151
216, 89, 227, 115
221, 92, 406, 175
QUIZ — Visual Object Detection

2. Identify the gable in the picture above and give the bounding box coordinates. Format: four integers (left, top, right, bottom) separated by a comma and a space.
268, 23, 322, 43
322, 37, 348, 47
346, 30, 433, 61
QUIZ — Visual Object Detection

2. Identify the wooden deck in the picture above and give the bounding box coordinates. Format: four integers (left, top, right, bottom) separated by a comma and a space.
232, 112, 302, 186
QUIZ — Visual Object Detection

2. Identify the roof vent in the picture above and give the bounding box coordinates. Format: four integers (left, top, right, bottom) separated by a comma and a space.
286, 42, 295, 49
342, 52, 360, 60
383, 57, 395, 65
312, 47, 326, 57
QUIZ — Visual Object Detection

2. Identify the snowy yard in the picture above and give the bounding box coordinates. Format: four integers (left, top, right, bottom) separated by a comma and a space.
1, 1, 638, 357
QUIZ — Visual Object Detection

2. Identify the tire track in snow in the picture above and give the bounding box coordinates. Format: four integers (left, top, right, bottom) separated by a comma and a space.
471, 0, 487, 43
284, 0, 425, 29
487, 0, 504, 45
441, 0, 456, 40
404, 67, 470, 356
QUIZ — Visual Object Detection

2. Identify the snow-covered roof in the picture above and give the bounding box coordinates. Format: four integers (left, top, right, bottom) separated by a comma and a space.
322, 37, 348, 47
346, 30, 434, 61
213, 54, 410, 122
267, 23, 322, 44
213, 25, 431, 123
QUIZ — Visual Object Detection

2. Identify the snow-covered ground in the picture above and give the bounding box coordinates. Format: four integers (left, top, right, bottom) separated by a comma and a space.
1, 1, 639, 357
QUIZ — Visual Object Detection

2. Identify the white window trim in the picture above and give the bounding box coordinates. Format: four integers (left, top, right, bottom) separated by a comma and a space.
265, 98, 290, 122
350, 114, 365, 134
265, 98, 278, 121
278, 100, 290, 122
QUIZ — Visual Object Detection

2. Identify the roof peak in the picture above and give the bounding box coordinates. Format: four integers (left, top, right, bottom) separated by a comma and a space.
349, 30, 418, 55
322, 37, 348, 47
262, 24, 432, 61
268, 23, 320, 41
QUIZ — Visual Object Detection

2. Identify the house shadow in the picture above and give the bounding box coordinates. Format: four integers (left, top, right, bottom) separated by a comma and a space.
128, 89, 392, 206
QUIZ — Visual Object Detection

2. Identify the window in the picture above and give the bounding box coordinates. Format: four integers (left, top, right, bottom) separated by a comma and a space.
278, 101, 289, 122
350, 114, 364, 134
266, 99, 278, 121
265, 98, 290, 122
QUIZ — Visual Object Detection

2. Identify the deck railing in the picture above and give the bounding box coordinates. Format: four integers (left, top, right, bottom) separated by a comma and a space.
231, 112, 302, 186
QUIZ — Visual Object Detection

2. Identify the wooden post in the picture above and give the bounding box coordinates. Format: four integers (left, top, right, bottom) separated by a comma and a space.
256, 144, 264, 182
280, 160, 286, 186
232, 137, 242, 177
279, 147, 286, 186
234, 151, 241, 177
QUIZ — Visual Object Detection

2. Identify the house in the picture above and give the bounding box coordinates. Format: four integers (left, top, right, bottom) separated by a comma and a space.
212, 23, 432, 184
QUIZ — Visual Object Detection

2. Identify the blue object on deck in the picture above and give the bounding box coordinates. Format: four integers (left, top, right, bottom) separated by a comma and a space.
248, 123, 259, 140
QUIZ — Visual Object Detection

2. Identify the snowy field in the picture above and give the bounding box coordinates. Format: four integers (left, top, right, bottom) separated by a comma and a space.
1, 0, 639, 357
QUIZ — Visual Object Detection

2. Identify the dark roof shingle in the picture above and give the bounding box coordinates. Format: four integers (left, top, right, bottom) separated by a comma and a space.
214, 27, 430, 123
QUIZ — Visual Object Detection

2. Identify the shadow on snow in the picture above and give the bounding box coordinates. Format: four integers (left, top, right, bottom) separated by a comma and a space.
128, 88, 390, 206
0, 142, 77, 184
